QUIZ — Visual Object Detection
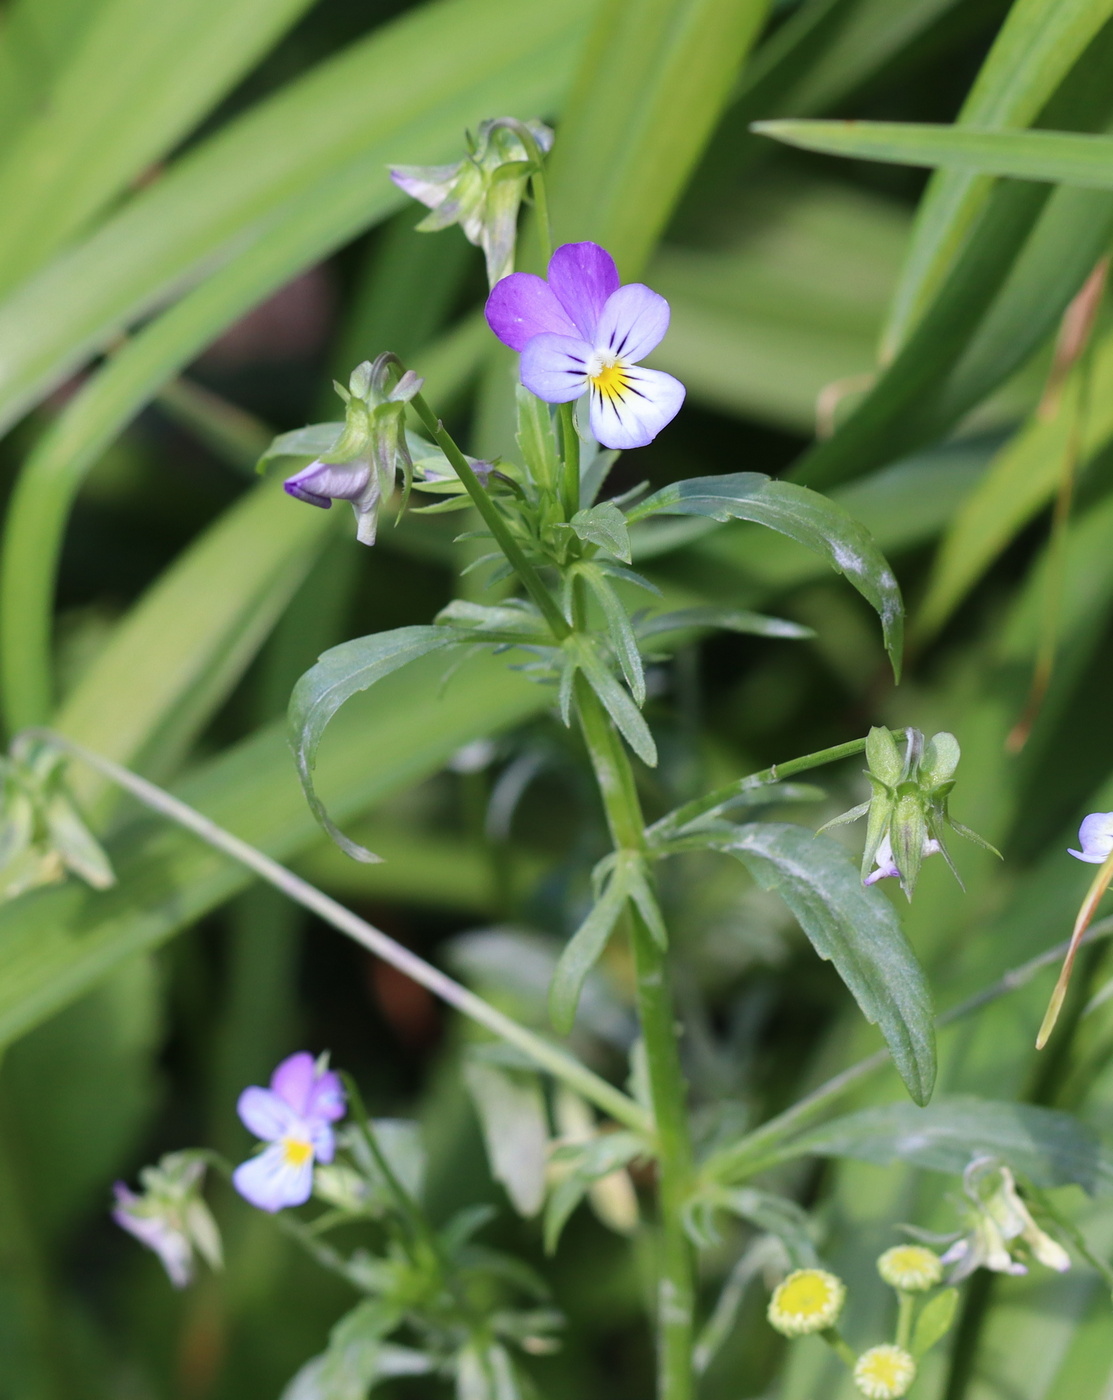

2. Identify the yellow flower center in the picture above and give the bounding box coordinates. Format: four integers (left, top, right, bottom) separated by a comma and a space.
589, 358, 630, 402
282, 1137, 313, 1168
878, 1244, 943, 1291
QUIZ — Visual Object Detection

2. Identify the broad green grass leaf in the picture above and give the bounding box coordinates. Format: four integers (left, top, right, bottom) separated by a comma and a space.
0, 652, 549, 1050
0, 0, 592, 439
878, 0, 1113, 355
628, 473, 904, 676
0, 0, 316, 291
919, 336, 1113, 636
784, 1096, 1113, 1192
754, 119, 1113, 191
544, 0, 773, 275
289, 626, 460, 860
55, 483, 338, 809
650, 183, 909, 433
720, 823, 936, 1105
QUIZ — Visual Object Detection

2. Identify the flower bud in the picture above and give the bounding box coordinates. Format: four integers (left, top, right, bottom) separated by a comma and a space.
877, 1245, 942, 1292
112, 1152, 222, 1288
767, 1268, 846, 1336
854, 1345, 916, 1398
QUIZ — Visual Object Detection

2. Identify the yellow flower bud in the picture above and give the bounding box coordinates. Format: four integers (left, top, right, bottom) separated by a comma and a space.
767, 1268, 846, 1336
854, 1344, 917, 1398
877, 1244, 943, 1292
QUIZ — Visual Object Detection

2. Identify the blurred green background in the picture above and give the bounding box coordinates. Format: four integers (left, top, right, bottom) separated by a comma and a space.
3, 0, 1113, 1395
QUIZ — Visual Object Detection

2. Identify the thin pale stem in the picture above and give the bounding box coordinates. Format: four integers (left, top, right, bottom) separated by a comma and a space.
408, 390, 569, 638
29, 729, 648, 1135
650, 732, 907, 841
573, 679, 695, 1400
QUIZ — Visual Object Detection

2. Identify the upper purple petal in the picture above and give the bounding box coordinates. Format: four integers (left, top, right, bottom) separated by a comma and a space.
485, 273, 578, 351
271, 1052, 318, 1114
305, 1069, 346, 1124
593, 283, 670, 362
547, 243, 620, 341
238, 1086, 301, 1143
519, 333, 593, 404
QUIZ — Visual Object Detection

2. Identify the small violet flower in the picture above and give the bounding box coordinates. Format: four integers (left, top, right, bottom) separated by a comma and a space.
233, 1051, 346, 1212
112, 1152, 222, 1288
485, 241, 685, 452
1068, 811, 1113, 864
864, 831, 942, 887
938, 1158, 1070, 1282
282, 357, 423, 546
390, 118, 553, 287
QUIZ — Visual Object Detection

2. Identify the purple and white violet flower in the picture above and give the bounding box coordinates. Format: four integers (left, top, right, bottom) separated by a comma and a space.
1068, 811, 1113, 864
485, 241, 685, 451
233, 1051, 346, 1212
112, 1152, 222, 1288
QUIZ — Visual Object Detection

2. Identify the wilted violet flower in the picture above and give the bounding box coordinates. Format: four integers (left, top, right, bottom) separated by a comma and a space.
938, 1158, 1070, 1282
485, 242, 685, 451
1068, 811, 1113, 864
233, 1051, 346, 1212
280, 357, 423, 545
390, 118, 553, 286
863, 831, 942, 887
112, 1152, 222, 1288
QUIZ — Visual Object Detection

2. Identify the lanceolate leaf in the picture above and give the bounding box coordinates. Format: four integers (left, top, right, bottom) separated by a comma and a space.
783, 1097, 1113, 1193
717, 823, 935, 1105
550, 867, 631, 1035
288, 627, 459, 860
627, 473, 903, 676
753, 121, 1113, 193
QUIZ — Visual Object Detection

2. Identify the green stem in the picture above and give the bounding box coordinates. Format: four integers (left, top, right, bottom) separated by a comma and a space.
896, 1293, 915, 1351
29, 729, 648, 1136
574, 679, 695, 1400
650, 732, 907, 840
408, 391, 569, 638
559, 402, 580, 520
822, 1328, 858, 1370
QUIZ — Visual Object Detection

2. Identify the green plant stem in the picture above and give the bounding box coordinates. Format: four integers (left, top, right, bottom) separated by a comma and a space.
573, 677, 695, 1400
559, 402, 580, 519
896, 1292, 915, 1350
650, 731, 908, 840
822, 1328, 858, 1369
28, 728, 648, 1135
700, 915, 1113, 1183
407, 390, 569, 638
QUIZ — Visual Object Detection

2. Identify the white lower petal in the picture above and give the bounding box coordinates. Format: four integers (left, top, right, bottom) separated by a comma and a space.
233, 1141, 314, 1212
519, 332, 592, 403
587, 365, 685, 450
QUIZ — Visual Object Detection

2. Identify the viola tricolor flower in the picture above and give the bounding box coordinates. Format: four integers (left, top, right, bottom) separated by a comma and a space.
766, 1268, 846, 1336
485, 242, 685, 451
112, 1152, 222, 1288
284, 458, 383, 542
233, 1051, 346, 1212
1068, 811, 1113, 864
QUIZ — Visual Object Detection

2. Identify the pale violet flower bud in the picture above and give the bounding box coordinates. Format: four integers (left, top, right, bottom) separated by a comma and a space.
390, 118, 554, 287
939, 1159, 1070, 1282
112, 1152, 222, 1288
819, 726, 998, 901
1068, 811, 1113, 864
280, 355, 423, 546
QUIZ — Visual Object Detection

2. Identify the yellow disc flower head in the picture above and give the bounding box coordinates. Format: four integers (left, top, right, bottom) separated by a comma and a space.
877, 1245, 943, 1292
767, 1268, 846, 1336
854, 1344, 917, 1398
